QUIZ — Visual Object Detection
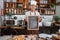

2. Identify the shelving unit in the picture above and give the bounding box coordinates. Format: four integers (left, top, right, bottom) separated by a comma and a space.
36, 0, 56, 15
4, 2, 22, 14
4, 0, 28, 15
3, 0, 56, 15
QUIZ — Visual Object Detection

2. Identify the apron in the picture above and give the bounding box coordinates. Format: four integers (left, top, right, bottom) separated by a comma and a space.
29, 11, 38, 29
27, 11, 39, 34
30, 11, 36, 16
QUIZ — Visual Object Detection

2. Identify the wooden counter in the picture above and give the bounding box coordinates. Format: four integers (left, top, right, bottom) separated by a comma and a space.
0, 26, 8, 28
52, 35, 60, 40
0, 26, 24, 29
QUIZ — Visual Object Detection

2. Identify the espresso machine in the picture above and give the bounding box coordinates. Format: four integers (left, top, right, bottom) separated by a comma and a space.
13, 15, 25, 27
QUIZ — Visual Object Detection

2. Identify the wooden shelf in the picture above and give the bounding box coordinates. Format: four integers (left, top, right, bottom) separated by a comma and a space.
40, 3, 49, 5
4, 3, 23, 14
40, 13, 55, 15
37, 0, 56, 15
3, 0, 56, 15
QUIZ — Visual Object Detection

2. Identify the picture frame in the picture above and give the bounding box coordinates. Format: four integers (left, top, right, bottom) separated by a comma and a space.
27, 16, 39, 30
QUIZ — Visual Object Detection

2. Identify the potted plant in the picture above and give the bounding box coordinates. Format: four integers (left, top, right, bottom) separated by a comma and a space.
50, 3, 56, 9
54, 16, 59, 21
54, 16, 60, 23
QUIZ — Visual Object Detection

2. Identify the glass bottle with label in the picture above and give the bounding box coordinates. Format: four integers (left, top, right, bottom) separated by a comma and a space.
13, 3, 15, 8
6, 8, 9, 13
12, 8, 14, 14
14, 9, 16, 14
6, 3, 9, 8
9, 8, 11, 13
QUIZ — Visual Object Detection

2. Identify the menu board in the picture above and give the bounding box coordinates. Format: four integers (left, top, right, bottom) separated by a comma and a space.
27, 16, 39, 30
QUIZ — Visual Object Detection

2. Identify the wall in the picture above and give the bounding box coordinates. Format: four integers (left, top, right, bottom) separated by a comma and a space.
0, 0, 4, 26
0, 0, 4, 9
56, 6, 60, 17
0, 0, 4, 15
56, 0, 60, 3
56, 0, 60, 17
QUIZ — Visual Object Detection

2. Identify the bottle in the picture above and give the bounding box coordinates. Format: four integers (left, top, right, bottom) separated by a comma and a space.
20, 10, 22, 14
1, 9, 4, 16
14, 9, 16, 14
6, 3, 8, 8
6, 8, 8, 13
13, 3, 14, 8
12, 8, 14, 14
9, 8, 11, 13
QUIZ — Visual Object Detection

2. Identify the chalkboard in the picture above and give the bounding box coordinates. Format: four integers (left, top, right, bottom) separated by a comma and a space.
27, 16, 39, 30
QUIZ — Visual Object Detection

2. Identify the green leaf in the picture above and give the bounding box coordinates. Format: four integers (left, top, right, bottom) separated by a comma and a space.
51, 3, 56, 8
54, 16, 60, 21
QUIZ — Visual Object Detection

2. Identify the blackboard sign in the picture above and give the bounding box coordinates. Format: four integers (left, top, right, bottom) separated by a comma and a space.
27, 16, 39, 30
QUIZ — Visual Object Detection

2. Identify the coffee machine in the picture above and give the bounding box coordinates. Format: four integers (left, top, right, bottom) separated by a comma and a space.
12, 15, 25, 27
